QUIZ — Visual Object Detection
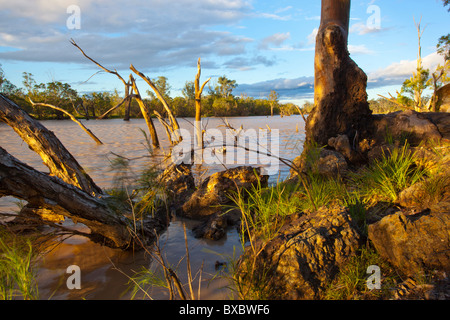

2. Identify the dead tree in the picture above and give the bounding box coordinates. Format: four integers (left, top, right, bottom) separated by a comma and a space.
130, 64, 181, 143
305, 0, 373, 149
129, 75, 160, 148
70, 39, 160, 147
0, 147, 135, 248
0, 95, 168, 248
194, 58, 211, 149
0, 94, 102, 195
28, 98, 103, 145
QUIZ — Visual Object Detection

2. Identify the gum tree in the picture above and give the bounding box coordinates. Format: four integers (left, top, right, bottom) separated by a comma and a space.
305, 0, 373, 150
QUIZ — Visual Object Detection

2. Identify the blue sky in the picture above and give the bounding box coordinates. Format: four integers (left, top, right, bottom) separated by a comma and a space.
0, 0, 449, 105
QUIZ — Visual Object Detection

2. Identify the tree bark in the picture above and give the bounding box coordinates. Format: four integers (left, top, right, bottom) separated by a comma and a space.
0, 94, 102, 196
0, 147, 133, 249
129, 76, 160, 149
194, 58, 211, 148
305, 0, 373, 149
130, 64, 181, 143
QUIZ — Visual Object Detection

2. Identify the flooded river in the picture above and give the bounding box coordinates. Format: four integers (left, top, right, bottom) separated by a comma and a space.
0, 115, 305, 300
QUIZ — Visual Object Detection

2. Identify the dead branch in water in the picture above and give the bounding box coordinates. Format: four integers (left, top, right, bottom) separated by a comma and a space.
130, 64, 181, 143
129, 75, 160, 148
28, 98, 103, 145
194, 58, 211, 148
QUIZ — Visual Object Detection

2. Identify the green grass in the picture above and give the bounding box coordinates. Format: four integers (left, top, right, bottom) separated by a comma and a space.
0, 230, 39, 300
323, 244, 400, 300
350, 143, 427, 204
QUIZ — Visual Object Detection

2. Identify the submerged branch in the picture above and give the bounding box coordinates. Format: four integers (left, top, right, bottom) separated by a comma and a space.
28, 98, 103, 145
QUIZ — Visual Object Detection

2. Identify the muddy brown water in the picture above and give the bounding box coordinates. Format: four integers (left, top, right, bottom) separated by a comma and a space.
0, 115, 305, 300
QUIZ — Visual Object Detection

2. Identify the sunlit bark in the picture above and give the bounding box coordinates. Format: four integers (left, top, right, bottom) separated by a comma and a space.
305, 0, 373, 148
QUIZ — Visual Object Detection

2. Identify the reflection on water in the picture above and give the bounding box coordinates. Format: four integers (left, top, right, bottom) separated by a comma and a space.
0, 115, 305, 300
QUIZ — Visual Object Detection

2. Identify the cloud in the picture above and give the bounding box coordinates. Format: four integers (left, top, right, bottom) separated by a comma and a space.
0, 0, 254, 71
223, 55, 276, 70
367, 52, 445, 88
259, 32, 291, 49
235, 76, 314, 100
307, 28, 318, 45
348, 44, 374, 55
254, 12, 292, 21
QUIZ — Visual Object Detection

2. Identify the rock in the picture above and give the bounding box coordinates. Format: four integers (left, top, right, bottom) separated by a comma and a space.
290, 148, 348, 178
159, 163, 195, 215
366, 144, 396, 163
191, 210, 241, 241
398, 176, 450, 211
192, 212, 228, 240
237, 206, 362, 299
372, 110, 450, 145
436, 83, 450, 113
181, 166, 268, 219
328, 134, 352, 159
368, 211, 450, 277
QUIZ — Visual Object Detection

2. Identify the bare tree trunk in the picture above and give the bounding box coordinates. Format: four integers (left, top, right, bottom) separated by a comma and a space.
194, 58, 211, 149
0, 94, 102, 195
130, 64, 181, 143
305, 0, 372, 149
124, 83, 132, 121
130, 76, 160, 149
0, 147, 133, 249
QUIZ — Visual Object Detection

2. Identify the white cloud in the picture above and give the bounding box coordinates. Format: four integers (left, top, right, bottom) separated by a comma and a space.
348, 44, 374, 55
255, 12, 292, 21
259, 32, 291, 49
307, 28, 318, 45
0, 0, 255, 71
235, 76, 314, 99
368, 52, 445, 88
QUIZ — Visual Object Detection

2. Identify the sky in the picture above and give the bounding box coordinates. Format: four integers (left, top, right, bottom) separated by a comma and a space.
0, 0, 449, 105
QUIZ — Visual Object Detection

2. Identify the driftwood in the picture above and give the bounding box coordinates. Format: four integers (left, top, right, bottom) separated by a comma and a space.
0, 146, 134, 248
0, 94, 102, 195
28, 98, 103, 145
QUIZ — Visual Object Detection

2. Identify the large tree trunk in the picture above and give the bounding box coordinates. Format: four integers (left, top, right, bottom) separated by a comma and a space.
0, 94, 102, 196
305, 0, 373, 149
0, 147, 133, 249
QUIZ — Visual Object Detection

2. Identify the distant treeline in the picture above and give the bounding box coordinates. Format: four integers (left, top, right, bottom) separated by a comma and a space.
1, 68, 406, 120
1, 71, 311, 120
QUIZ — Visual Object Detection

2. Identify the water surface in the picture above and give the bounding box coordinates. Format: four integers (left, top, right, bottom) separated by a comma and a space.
0, 115, 305, 300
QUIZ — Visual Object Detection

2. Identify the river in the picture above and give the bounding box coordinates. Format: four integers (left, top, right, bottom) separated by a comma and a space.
0, 115, 305, 300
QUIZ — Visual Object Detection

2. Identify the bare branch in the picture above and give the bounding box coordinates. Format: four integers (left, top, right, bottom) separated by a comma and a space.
130, 64, 180, 141
29, 98, 103, 145
70, 38, 128, 88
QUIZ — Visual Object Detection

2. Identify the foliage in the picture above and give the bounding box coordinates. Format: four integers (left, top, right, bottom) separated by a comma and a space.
0, 229, 39, 300
350, 143, 427, 204
323, 245, 399, 300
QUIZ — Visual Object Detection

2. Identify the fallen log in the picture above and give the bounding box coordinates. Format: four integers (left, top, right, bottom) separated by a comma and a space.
0, 94, 102, 196
0, 146, 133, 249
